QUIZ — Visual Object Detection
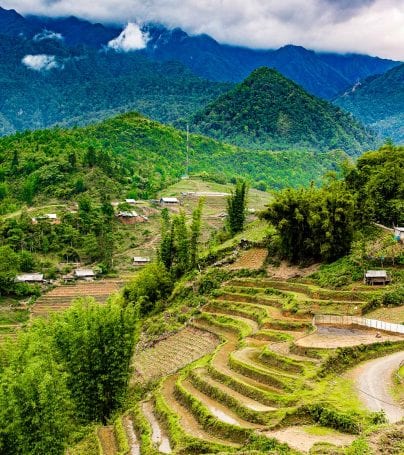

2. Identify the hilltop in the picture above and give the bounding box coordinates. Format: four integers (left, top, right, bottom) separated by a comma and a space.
188, 67, 376, 153
335, 63, 404, 143
0, 111, 349, 214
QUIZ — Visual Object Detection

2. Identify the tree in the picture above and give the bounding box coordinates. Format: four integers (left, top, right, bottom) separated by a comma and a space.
227, 180, 248, 236
51, 300, 138, 423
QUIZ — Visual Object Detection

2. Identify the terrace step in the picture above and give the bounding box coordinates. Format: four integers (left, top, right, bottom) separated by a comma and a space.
160, 375, 239, 447
141, 401, 172, 453
97, 426, 118, 455
181, 377, 264, 429
122, 415, 140, 455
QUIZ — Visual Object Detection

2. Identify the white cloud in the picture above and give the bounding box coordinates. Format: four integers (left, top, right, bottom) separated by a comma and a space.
33, 29, 64, 42
108, 23, 148, 52
22, 54, 59, 71
4, 0, 404, 60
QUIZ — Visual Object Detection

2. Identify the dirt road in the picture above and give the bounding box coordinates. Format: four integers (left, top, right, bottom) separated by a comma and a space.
348, 351, 404, 423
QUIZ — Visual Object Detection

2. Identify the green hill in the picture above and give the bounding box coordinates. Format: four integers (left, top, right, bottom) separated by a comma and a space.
188, 67, 376, 154
0, 112, 349, 213
335, 63, 404, 143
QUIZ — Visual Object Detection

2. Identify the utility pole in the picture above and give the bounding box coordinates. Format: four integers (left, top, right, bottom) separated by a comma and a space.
186, 123, 189, 178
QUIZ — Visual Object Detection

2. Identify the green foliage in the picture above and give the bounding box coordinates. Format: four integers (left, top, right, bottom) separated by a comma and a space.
311, 257, 363, 288
262, 180, 355, 263
158, 202, 204, 278
227, 180, 248, 236
345, 144, 404, 226
123, 263, 174, 317
51, 299, 139, 423
189, 67, 375, 153
335, 63, 404, 143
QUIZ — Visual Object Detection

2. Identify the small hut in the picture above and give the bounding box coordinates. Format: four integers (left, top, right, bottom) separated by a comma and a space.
394, 227, 404, 242
116, 211, 148, 224
364, 270, 391, 286
15, 273, 44, 283
133, 256, 151, 266
74, 269, 96, 280
160, 197, 179, 205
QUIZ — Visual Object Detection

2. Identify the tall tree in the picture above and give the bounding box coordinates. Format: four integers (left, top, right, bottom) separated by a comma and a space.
227, 180, 248, 236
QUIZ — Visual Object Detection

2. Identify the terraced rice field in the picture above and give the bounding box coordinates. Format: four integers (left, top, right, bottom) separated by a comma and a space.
31, 280, 123, 317
102, 276, 404, 454
133, 326, 220, 383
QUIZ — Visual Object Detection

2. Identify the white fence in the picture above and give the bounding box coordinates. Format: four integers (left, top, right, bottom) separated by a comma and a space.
314, 314, 404, 335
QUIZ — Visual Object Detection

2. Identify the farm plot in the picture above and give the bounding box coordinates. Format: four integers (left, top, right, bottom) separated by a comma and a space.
133, 326, 220, 383
31, 280, 123, 317
227, 248, 268, 270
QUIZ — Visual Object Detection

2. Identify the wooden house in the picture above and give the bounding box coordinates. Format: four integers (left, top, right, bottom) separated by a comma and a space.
364, 270, 391, 285
32, 213, 60, 225
116, 211, 148, 224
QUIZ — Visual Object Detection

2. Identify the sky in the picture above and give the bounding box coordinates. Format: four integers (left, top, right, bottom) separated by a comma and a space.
2, 0, 404, 59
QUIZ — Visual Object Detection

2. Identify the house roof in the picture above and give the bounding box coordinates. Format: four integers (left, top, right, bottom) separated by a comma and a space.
365, 270, 388, 278
74, 269, 95, 277
133, 256, 151, 262
117, 211, 138, 217
394, 227, 404, 232
16, 273, 44, 282
125, 198, 136, 203
160, 197, 179, 203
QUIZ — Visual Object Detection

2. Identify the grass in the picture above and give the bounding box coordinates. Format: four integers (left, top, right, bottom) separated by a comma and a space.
0, 309, 29, 324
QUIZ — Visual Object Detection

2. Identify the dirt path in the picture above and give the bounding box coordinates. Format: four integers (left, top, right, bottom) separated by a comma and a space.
97, 426, 118, 455
346, 351, 404, 423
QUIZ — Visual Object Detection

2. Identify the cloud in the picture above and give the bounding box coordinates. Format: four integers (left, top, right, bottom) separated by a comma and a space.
3, 0, 404, 60
108, 22, 149, 51
22, 54, 59, 71
33, 29, 64, 42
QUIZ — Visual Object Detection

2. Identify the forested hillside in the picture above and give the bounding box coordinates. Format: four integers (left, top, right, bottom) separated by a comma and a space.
188, 67, 376, 153
0, 112, 349, 214
0, 33, 231, 135
335, 63, 404, 143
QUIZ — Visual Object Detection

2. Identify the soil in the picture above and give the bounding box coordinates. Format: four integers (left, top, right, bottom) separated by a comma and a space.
227, 248, 268, 270
346, 351, 404, 423
263, 425, 355, 452
296, 326, 404, 348
266, 261, 320, 280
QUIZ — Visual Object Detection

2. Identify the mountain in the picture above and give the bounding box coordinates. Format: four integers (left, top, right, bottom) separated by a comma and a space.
0, 112, 349, 212
0, 32, 231, 135
335, 63, 404, 143
188, 67, 376, 154
144, 25, 400, 99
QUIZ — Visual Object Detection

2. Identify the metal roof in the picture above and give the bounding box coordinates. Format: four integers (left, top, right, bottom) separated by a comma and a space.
16, 273, 44, 282
117, 211, 138, 217
160, 197, 179, 203
74, 269, 95, 277
125, 199, 136, 203
365, 270, 387, 278
133, 257, 151, 262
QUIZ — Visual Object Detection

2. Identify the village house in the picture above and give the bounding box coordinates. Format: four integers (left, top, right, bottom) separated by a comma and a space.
133, 256, 151, 266
125, 198, 136, 205
160, 197, 179, 205
74, 268, 96, 280
15, 273, 45, 283
394, 227, 404, 242
364, 270, 391, 286
116, 211, 148, 224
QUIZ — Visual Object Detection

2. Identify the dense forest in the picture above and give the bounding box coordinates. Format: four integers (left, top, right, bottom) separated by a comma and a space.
188, 68, 376, 153
335, 63, 404, 143
0, 111, 350, 214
